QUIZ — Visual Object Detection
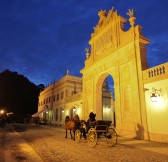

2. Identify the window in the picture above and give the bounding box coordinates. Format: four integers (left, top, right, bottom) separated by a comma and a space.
61, 92, 64, 99
53, 95, 55, 102
57, 94, 59, 101
66, 90, 68, 97
60, 108, 62, 121
71, 91, 76, 95
56, 109, 58, 121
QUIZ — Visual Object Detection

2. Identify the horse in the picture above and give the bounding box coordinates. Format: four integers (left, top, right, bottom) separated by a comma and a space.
64, 115, 80, 140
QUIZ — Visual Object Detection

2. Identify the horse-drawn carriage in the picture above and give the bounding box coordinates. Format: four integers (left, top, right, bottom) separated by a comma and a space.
65, 114, 117, 148
74, 120, 117, 148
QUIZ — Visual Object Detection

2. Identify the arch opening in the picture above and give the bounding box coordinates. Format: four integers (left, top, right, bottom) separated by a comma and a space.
102, 75, 115, 126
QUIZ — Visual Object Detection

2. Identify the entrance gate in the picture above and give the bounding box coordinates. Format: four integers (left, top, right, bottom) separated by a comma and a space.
80, 8, 150, 139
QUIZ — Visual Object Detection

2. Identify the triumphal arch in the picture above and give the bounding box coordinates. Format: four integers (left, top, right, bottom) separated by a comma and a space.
80, 8, 150, 139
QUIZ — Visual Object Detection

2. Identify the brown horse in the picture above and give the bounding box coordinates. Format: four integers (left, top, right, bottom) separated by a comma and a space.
65, 115, 80, 140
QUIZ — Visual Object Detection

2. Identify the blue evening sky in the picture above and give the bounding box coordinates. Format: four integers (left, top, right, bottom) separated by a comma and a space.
0, 0, 168, 85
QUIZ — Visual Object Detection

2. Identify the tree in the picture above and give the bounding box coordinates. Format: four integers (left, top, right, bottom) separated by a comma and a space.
0, 69, 41, 115
37, 84, 45, 91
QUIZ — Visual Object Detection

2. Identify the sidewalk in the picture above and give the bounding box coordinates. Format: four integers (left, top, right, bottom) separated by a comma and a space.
118, 136, 168, 156
0, 124, 43, 162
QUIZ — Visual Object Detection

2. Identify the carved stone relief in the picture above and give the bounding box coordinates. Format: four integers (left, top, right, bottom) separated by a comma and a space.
95, 28, 112, 56
122, 85, 132, 121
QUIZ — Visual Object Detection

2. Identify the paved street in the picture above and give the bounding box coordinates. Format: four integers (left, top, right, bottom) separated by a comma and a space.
0, 124, 168, 162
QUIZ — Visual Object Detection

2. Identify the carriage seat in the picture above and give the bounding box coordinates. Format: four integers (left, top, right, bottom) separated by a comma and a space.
88, 120, 112, 131
95, 120, 112, 126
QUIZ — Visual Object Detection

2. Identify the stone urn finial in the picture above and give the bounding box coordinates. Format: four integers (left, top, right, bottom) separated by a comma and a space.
127, 9, 136, 27
85, 48, 90, 59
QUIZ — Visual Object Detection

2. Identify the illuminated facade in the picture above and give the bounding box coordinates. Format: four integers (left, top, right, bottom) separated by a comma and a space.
143, 65, 168, 142
80, 8, 168, 143
36, 7, 168, 143
37, 73, 83, 126
37, 72, 114, 126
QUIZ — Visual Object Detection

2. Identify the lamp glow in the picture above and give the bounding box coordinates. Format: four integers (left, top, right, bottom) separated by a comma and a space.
0, 110, 4, 114
73, 107, 76, 112
150, 87, 162, 102
150, 92, 157, 102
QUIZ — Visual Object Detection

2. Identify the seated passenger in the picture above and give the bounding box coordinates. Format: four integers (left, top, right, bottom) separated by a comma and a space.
86, 112, 96, 132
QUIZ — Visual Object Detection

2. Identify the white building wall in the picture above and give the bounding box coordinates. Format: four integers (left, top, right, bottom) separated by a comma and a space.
144, 78, 168, 142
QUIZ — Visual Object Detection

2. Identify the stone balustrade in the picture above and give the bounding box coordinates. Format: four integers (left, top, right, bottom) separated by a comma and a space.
143, 63, 168, 83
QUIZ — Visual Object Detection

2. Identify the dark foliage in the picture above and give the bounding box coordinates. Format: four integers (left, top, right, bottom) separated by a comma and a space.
0, 69, 42, 115
37, 84, 45, 91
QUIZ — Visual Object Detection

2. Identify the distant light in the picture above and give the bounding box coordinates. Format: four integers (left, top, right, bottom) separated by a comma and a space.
0, 110, 4, 114
6, 112, 13, 116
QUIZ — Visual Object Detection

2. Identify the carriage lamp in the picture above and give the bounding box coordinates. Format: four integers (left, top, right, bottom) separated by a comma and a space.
150, 87, 162, 102
150, 93, 157, 102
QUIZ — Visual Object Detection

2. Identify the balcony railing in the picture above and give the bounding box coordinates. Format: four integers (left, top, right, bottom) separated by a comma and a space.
143, 63, 168, 82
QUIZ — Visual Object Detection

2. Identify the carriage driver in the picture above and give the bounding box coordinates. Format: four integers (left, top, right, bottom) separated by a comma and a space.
86, 112, 96, 132
87, 112, 96, 124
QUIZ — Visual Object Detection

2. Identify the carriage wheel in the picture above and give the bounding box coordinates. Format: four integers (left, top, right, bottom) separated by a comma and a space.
106, 128, 117, 146
87, 128, 97, 148
75, 129, 81, 142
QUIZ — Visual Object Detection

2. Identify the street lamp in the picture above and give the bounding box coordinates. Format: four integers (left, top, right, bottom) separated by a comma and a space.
73, 107, 76, 112
0, 110, 4, 115
150, 87, 162, 102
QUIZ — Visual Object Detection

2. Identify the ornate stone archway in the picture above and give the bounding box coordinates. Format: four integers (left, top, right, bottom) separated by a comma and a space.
94, 72, 115, 119
80, 7, 149, 139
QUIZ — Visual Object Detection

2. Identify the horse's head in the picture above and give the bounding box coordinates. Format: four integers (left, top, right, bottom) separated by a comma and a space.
65, 116, 70, 122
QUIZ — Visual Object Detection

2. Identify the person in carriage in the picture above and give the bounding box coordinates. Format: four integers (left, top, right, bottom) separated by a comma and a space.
86, 112, 96, 132
87, 112, 96, 123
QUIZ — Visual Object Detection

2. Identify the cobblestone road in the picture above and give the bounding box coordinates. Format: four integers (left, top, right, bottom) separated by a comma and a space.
0, 124, 168, 162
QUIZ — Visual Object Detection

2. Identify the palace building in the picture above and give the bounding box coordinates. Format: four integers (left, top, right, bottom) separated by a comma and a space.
35, 71, 114, 126
33, 7, 168, 143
